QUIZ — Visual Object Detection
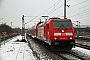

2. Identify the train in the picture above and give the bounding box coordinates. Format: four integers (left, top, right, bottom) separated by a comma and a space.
27, 17, 75, 51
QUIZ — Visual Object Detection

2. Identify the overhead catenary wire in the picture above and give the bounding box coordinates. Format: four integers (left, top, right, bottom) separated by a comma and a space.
47, 0, 61, 15
47, 0, 70, 15
68, 0, 89, 8
67, 0, 90, 16
67, 0, 90, 17
25, 16, 37, 24
68, 7, 90, 18
71, 9, 90, 19
75, 11, 90, 18
67, 4, 90, 15
57, 0, 89, 17
27, 0, 61, 23
28, 0, 69, 22
72, 13, 90, 20
26, 0, 90, 25
42, 0, 61, 14
47, 4, 63, 15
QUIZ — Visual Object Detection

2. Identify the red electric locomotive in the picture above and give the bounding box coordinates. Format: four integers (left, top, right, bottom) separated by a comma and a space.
29, 17, 75, 51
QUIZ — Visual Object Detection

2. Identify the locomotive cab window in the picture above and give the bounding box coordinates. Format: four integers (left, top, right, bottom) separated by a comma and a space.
53, 20, 72, 28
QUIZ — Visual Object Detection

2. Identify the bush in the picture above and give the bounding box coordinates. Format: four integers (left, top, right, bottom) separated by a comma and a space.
0, 24, 21, 35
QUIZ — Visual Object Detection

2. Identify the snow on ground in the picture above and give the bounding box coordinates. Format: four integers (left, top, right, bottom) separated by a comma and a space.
72, 47, 90, 57
77, 35, 90, 38
0, 35, 37, 60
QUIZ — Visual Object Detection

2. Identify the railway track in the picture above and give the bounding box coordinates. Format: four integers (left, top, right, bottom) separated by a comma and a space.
15, 45, 21, 60
27, 35, 89, 60
75, 43, 90, 50
54, 51, 86, 60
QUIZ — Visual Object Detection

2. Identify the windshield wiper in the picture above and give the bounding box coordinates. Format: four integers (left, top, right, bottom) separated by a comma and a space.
58, 22, 68, 30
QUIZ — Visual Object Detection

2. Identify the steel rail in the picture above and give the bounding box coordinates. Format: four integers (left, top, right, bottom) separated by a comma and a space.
75, 43, 90, 50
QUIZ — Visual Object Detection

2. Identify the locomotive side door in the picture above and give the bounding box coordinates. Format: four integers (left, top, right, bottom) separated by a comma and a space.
46, 24, 49, 39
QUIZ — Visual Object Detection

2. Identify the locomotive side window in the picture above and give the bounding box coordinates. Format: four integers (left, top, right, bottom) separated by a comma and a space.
53, 20, 72, 28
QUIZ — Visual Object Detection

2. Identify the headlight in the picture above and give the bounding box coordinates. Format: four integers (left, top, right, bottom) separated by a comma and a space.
54, 37, 57, 40
66, 32, 73, 36
54, 33, 61, 36
69, 37, 73, 39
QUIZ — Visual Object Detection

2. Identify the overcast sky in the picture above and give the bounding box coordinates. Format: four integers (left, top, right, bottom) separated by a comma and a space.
0, 0, 90, 28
